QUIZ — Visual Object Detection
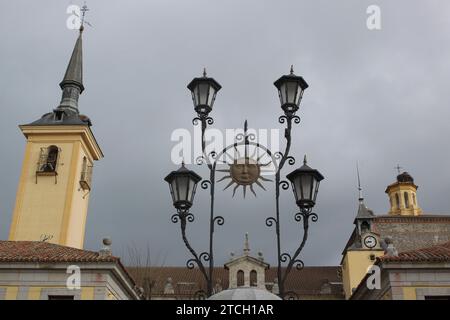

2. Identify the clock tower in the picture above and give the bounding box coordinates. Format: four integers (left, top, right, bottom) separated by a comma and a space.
341, 170, 384, 299
8, 27, 103, 249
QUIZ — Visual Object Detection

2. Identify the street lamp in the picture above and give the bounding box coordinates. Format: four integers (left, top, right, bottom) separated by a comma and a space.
164, 66, 323, 299
188, 68, 222, 152
187, 68, 222, 118
274, 65, 309, 116
164, 162, 202, 211
287, 155, 324, 209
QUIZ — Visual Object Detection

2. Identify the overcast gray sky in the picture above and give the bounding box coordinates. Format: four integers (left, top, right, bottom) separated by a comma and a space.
1, 0, 450, 267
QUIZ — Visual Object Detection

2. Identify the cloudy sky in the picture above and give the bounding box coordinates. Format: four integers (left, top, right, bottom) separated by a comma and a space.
1, 0, 450, 267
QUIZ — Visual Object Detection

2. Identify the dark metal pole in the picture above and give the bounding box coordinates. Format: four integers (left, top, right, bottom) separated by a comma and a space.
171, 211, 209, 288
205, 118, 215, 297
269, 110, 320, 299
199, 115, 217, 297
281, 208, 317, 287
172, 113, 224, 298
179, 212, 209, 280
274, 114, 294, 298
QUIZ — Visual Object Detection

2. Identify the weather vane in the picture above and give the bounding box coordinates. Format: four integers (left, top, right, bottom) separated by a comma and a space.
81, 3, 89, 25
73, 2, 92, 30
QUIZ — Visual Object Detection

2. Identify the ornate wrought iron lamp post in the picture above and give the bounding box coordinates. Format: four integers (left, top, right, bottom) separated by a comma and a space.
164, 66, 324, 299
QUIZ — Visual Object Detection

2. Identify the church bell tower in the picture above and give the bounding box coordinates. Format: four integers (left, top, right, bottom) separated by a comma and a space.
385, 171, 422, 216
8, 26, 103, 249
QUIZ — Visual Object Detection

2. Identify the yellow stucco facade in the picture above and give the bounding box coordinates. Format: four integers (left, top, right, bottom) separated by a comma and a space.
342, 249, 384, 299
8, 125, 103, 249
1, 285, 95, 300
401, 286, 450, 300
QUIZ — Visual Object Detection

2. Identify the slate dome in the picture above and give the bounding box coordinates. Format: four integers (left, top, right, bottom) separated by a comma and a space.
397, 172, 414, 183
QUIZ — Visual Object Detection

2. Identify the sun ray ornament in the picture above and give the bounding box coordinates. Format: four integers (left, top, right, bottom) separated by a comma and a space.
216, 121, 273, 198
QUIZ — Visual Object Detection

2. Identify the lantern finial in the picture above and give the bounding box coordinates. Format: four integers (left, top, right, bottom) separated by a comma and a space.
303, 154, 307, 165
290, 65, 294, 74
203, 68, 207, 77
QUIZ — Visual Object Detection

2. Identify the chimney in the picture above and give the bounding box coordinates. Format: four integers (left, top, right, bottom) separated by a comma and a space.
99, 237, 112, 257
383, 237, 398, 256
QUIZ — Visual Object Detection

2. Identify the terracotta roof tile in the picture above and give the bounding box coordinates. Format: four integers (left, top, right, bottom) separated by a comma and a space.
0, 240, 117, 263
379, 240, 450, 263
0, 241, 139, 294
128, 266, 343, 297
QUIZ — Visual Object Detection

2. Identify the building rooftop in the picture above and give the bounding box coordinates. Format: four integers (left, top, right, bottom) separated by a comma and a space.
0, 240, 116, 263
0, 241, 141, 299
127, 266, 344, 299
372, 214, 450, 253
379, 240, 450, 263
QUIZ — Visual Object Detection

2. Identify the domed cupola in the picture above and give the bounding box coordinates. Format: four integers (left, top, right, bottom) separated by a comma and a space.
397, 172, 414, 183
385, 170, 422, 216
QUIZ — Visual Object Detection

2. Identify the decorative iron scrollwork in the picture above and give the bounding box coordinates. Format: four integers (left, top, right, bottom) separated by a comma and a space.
213, 216, 225, 226
265, 217, 277, 228
201, 180, 211, 190
279, 180, 290, 190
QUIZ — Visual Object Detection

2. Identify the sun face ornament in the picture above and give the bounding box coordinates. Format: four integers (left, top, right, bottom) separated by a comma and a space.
217, 156, 273, 197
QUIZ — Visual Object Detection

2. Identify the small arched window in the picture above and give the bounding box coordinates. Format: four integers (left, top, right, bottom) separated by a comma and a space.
237, 270, 245, 287
250, 270, 257, 287
413, 193, 416, 205
361, 221, 370, 233
404, 192, 410, 208
395, 193, 400, 209
40, 145, 59, 172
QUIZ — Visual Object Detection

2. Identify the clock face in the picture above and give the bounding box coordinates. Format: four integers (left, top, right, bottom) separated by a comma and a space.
363, 235, 377, 249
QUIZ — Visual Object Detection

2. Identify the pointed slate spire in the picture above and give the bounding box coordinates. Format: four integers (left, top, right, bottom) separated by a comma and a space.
354, 164, 374, 221
357, 162, 364, 203
57, 27, 84, 112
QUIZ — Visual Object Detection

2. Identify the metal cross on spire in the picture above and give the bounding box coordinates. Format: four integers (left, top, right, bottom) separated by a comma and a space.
81, 2, 90, 27
75, 2, 92, 31
395, 164, 403, 174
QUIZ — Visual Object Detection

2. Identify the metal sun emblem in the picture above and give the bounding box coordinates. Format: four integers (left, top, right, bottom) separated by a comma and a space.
217, 153, 273, 198
215, 120, 275, 198
230, 157, 260, 186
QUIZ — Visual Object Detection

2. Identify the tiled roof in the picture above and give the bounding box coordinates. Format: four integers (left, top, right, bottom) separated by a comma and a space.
379, 240, 450, 263
0, 241, 141, 298
127, 266, 344, 298
0, 241, 117, 263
